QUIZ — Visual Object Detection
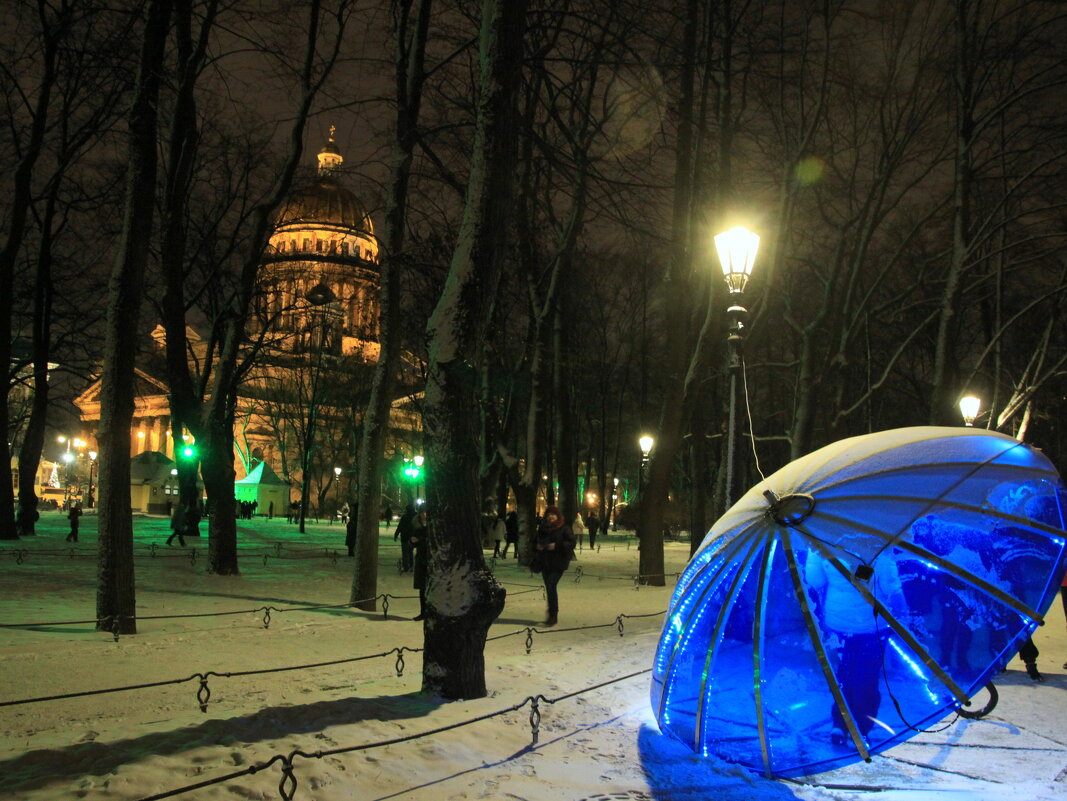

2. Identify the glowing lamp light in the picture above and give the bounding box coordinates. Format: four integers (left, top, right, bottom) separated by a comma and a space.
413, 455, 425, 468
714, 226, 760, 294
959, 395, 981, 426
62, 452, 74, 464
333, 466, 342, 478
89, 451, 97, 461
639, 435, 654, 458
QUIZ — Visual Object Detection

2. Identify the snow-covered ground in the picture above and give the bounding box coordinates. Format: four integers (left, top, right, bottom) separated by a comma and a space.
1, 512, 1065, 801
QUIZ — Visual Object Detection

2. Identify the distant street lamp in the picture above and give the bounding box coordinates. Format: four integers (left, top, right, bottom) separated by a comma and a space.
299, 284, 336, 533
715, 225, 760, 509
959, 395, 981, 427
87, 451, 98, 508
638, 434, 654, 499
332, 466, 343, 524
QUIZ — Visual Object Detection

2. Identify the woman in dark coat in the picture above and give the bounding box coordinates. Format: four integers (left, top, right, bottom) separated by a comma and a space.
502, 510, 519, 558
410, 508, 430, 620
534, 505, 575, 627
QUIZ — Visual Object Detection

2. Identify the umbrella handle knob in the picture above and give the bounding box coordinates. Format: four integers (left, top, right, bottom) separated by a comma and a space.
763, 490, 816, 527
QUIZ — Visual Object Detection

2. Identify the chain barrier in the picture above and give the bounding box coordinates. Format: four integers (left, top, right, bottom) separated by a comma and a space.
135, 668, 653, 801
1, 611, 665, 711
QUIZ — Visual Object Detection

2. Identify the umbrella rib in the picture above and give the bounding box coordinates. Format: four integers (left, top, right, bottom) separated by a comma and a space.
694, 532, 768, 750
795, 449, 1047, 498
800, 531, 970, 705
752, 537, 777, 777
812, 508, 1045, 624
818, 494, 1067, 542
656, 531, 755, 724
782, 530, 871, 762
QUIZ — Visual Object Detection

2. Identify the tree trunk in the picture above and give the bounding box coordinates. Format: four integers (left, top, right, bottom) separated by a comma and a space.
421, 0, 526, 700
635, 0, 701, 587
351, 0, 433, 610
202, 402, 238, 574
96, 0, 172, 635
16, 185, 59, 537
0, 5, 63, 540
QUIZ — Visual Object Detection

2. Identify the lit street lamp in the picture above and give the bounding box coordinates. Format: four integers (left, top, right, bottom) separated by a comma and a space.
959, 395, 981, 427
714, 225, 760, 509
637, 434, 654, 499
87, 450, 98, 508
299, 284, 336, 533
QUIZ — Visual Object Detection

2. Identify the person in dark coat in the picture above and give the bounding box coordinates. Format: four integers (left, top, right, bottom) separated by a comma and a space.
534, 505, 575, 627
395, 504, 416, 572
585, 513, 600, 549
382, 504, 393, 530
410, 508, 430, 620
502, 510, 519, 558
345, 502, 360, 556
166, 505, 186, 547
66, 502, 83, 543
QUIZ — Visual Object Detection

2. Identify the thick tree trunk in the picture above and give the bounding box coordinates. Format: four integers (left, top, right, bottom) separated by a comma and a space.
351, 0, 433, 610
202, 408, 238, 574
96, 0, 172, 635
421, 0, 526, 700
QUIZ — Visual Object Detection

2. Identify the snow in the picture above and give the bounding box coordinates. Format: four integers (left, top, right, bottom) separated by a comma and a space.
1, 513, 1066, 801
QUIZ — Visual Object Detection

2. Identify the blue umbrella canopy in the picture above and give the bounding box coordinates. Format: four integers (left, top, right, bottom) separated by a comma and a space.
651, 426, 1067, 778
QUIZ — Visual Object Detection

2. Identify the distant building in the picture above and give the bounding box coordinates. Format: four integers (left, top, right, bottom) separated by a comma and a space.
74, 133, 421, 513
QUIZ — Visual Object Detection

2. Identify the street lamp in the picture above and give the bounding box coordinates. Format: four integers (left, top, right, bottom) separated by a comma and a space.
714, 225, 760, 509
333, 466, 342, 523
959, 395, 981, 427
298, 284, 336, 533
87, 450, 98, 508
637, 434, 654, 499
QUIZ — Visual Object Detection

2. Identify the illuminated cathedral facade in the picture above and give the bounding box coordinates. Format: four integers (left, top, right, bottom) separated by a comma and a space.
73, 133, 417, 513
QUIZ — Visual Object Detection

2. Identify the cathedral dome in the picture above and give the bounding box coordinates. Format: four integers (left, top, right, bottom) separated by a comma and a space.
274, 178, 375, 236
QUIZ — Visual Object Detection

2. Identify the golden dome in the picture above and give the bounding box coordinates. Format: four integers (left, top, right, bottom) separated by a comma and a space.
274, 178, 375, 236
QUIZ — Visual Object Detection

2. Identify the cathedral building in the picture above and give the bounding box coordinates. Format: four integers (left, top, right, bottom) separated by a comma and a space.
73, 134, 418, 513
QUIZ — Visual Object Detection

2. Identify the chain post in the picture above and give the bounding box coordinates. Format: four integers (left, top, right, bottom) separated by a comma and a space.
196, 675, 212, 712
524, 627, 534, 654
263, 553, 270, 566
15, 549, 25, 565
149, 543, 157, 558
395, 648, 406, 677
189, 548, 197, 565
573, 565, 584, 584
278, 756, 298, 801
529, 696, 542, 745
616, 614, 625, 637
632, 575, 640, 590
262, 607, 272, 628
276, 543, 283, 557
382, 595, 391, 618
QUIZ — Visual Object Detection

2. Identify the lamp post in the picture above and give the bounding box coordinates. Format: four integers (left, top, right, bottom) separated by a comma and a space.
333, 466, 343, 523
87, 451, 97, 508
299, 284, 335, 533
714, 225, 760, 509
637, 434, 654, 499
959, 395, 981, 427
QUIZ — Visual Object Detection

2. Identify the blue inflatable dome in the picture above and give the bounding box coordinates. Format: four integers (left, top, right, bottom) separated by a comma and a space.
651, 427, 1067, 777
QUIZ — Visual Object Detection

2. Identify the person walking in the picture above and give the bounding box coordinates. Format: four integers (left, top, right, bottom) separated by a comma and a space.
395, 504, 416, 572
382, 504, 393, 530
534, 506, 575, 627
410, 507, 430, 620
491, 515, 505, 557
502, 510, 519, 558
66, 502, 83, 543
586, 512, 601, 550
572, 512, 586, 550
166, 505, 186, 547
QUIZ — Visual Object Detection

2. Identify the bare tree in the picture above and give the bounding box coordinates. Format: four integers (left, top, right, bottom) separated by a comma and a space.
420, 0, 526, 699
